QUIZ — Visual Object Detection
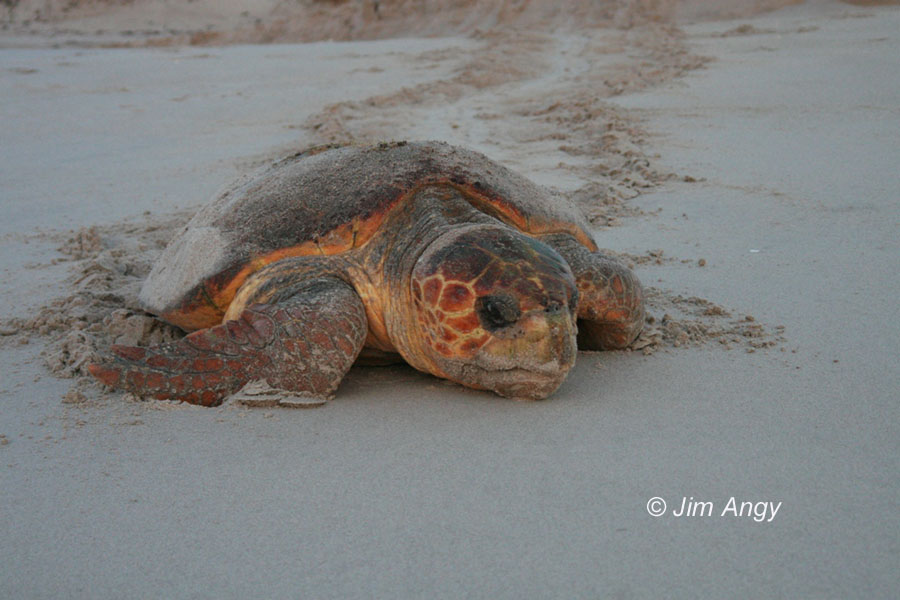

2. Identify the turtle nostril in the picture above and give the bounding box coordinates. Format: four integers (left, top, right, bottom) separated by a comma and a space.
476, 293, 521, 331
544, 301, 563, 314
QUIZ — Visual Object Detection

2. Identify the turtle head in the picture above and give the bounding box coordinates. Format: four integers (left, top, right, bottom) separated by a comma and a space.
407, 226, 578, 400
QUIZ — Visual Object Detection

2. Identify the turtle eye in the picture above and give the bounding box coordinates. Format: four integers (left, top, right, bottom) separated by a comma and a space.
475, 293, 521, 331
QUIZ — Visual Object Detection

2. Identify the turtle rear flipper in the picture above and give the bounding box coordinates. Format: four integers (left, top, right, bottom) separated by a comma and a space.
89, 277, 367, 406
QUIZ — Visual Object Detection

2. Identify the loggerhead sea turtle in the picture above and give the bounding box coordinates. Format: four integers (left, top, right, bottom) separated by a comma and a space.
89, 141, 644, 406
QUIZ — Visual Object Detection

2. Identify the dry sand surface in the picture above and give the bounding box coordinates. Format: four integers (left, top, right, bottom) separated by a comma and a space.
1, 0, 899, 597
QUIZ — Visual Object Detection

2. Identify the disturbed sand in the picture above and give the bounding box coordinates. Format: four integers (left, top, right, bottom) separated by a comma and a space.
2, 0, 811, 47
1, 0, 899, 597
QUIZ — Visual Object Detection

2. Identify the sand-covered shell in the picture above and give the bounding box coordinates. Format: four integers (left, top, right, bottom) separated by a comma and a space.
140, 140, 595, 330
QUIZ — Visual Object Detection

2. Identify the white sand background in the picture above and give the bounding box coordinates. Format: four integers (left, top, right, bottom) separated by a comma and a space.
1, 1, 899, 597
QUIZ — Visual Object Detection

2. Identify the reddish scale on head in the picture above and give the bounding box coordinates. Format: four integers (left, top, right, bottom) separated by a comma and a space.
496, 264, 523, 290
540, 274, 568, 296
514, 278, 545, 312
434, 342, 452, 357
459, 334, 490, 354
458, 339, 478, 354
423, 277, 442, 306
439, 247, 493, 283
513, 278, 541, 299
440, 327, 458, 343
473, 261, 503, 296
439, 283, 473, 313
446, 313, 480, 334
412, 280, 423, 302
539, 276, 571, 311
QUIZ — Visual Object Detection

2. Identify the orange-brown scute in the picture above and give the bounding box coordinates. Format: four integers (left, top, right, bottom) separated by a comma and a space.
422, 277, 442, 306
439, 283, 474, 313
416, 274, 492, 359
446, 313, 481, 334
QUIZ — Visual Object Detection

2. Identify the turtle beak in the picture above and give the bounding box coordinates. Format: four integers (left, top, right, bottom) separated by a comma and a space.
476, 307, 577, 400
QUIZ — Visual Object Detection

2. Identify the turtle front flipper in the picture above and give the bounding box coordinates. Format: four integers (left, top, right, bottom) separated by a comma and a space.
539, 234, 644, 350
89, 277, 367, 406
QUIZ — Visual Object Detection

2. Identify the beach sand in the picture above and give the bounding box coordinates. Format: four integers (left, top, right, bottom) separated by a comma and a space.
1, 0, 898, 597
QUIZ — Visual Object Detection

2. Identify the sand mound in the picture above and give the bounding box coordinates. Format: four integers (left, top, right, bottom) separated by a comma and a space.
1, 216, 189, 380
